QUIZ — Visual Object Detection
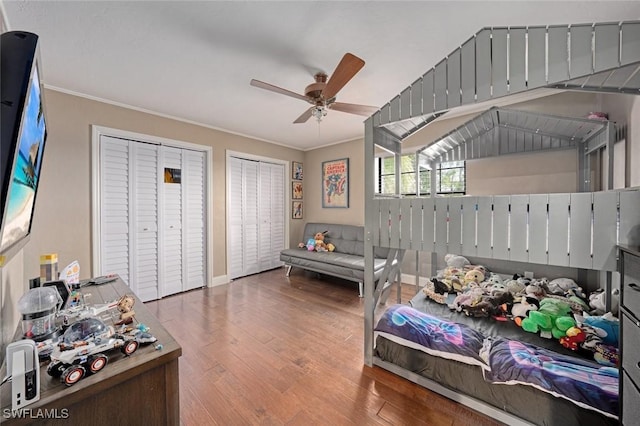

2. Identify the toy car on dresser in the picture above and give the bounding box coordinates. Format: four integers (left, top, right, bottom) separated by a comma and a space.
46, 317, 140, 386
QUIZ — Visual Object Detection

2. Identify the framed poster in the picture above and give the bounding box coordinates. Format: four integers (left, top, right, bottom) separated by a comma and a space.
292, 181, 303, 200
292, 161, 303, 180
322, 158, 349, 208
292, 201, 303, 219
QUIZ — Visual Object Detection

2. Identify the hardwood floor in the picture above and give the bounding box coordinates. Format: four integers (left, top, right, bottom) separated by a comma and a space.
145, 268, 502, 426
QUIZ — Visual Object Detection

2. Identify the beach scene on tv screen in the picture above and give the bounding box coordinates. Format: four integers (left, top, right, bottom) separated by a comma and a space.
0, 68, 45, 252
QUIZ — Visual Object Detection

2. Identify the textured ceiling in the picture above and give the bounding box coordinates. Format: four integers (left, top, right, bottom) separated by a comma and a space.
2, 1, 640, 150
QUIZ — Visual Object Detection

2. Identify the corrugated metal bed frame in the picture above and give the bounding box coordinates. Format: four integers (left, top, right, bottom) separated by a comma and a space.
362, 21, 640, 426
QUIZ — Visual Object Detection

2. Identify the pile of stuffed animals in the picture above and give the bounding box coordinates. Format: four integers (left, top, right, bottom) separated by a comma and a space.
422, 253, 620, 367
298, 231, 335, 253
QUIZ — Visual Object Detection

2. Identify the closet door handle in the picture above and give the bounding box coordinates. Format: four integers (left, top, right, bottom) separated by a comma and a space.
629, 283, 640, 292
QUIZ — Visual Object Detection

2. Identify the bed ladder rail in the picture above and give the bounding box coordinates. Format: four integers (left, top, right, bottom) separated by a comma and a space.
373, 248, 405, 306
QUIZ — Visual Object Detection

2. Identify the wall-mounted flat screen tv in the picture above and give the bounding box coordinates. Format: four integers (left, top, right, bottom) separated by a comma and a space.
0, 31, 48, 262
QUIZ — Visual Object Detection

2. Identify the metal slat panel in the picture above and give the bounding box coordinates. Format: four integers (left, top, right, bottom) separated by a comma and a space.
492, 29, 508, 97
461, 197, 477, 257
461, 37, 476, 104
569, 192, 593, 269
447, 49, 461, 108
509, 28, 527, 93
510, 195, 528, 262
570, 25, 594, 78
411, 198, 423, 251
593, 191, 618, 271
528, 27, 547, 88
400, 198, 412, 249
390, 96, 401, 123
448, 198, 463, 255
548, 26, 569, 83
548, 194, 570, 267
529, 194, 548, 264
619, 189, 640, 246
390, 200, 401, 248
400, 88, 411, 120
477, 197, 493, 258
422, 70, 435, 115
410, 78, 422, 117
422, 198, 435, 252
476, 29, 492, 102
434, 60, 448, 112
435, 198, 449, 253
492, 196, 510, 260
595, 23, 620, 72
621, 22, 640, 66
379, 199, 391, 247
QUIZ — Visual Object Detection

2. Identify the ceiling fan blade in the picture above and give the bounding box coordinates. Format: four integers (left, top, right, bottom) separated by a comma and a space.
329, 102, 378, 116
250, 79, 308, 102
293, 107, 313, 124
322, 53, 365, 100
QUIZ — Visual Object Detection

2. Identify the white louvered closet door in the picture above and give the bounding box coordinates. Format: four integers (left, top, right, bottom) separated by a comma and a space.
130, 142, 160, 301
162, 147, 184, 297
259, 162, 285, 270
100, 136, 131, 284
183, 150, 206, 291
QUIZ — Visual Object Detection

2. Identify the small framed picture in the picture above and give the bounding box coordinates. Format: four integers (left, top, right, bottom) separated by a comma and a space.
292, 201, 303, 219
292, 161, 303, 180
292, 182, 303, 200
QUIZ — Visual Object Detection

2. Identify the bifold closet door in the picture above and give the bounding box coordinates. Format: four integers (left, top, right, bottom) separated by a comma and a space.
259, 162, 285, 271
161, 147, 184, 297
182, 150, 206, 291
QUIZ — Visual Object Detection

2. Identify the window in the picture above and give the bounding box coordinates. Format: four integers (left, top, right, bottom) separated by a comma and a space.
376, 154, 465, 196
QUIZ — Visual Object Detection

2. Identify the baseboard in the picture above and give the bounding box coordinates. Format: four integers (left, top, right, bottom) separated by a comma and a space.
209, 275, 229, 288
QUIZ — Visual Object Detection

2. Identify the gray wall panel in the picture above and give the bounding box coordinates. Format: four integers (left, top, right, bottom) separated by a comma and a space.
509, 28, 527, 93
422, 198, 435, 252
619, 190, 640, 247
422, 70, 435, 115
411, 198, 423, 251
411, 78, 422, 117
528, 27, 547, 88
476, 30, 492, 102
493, 196, 510, 260
434, 60, 448, 112
400, 88, 411, 120
390, 199, 401, 248
548, 26, 569, 83
461, 38, 476, 104
595, 23, 620, 72
435, 198, 449, 253
529, 194, 548, 264
477, 197, 493, 258
448, 49, 461, 108
621, 22, 640, 66
400, 198, 412, 249
548, 194, 570, 266
448, 198, 463, 255
593, 191, 618, 271
492, 29, 508, 97
461, 197, 477, 257
569, 192, 593, 269
570, 25, 594, 78
510, 195, 529, 263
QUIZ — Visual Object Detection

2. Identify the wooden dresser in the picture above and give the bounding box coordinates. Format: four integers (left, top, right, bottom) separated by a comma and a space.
620, 245, 640, 425
0, 277, 181, 425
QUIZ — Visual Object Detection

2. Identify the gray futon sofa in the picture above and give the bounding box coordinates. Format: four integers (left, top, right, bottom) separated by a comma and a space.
279, 223, 397, 296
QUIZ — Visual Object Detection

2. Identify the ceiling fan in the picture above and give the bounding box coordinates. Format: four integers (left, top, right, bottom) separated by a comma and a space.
250, 53, 378, 124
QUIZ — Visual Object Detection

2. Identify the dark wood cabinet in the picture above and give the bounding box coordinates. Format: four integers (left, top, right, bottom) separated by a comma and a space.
1, 278, 181, 425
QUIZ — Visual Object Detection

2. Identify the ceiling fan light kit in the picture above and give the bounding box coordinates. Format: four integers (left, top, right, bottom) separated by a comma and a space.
250, 52, 378, 124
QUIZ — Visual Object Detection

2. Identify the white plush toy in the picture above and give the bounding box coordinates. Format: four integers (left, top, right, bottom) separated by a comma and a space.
444, 253, 470, 269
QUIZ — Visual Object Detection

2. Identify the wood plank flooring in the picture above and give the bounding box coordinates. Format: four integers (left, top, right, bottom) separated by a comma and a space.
145, 268, 502, 426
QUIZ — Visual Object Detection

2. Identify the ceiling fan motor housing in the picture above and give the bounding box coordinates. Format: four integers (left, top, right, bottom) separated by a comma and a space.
305, 73, 328, 104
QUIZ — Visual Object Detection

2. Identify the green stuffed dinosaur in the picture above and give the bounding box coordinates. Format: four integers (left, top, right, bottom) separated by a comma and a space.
521, 298, 576, 339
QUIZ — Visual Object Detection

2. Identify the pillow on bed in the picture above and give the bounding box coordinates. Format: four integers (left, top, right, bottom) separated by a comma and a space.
483, 337, 619, 419
374, 304, 489, 369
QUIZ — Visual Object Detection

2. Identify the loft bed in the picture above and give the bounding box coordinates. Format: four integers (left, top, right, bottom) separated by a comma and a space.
362, 21, 640, 426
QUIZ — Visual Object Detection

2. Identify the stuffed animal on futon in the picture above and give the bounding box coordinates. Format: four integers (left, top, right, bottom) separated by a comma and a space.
521, 298, 575, 339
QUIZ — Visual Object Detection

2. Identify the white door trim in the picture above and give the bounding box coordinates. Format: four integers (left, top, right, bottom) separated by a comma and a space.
225, 150, 289, 280
91, 125, 213, 290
